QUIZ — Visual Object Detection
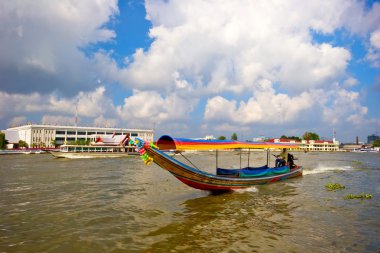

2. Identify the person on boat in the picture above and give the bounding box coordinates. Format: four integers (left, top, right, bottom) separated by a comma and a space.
287, 153, 296, 168
275, 148, 287, 167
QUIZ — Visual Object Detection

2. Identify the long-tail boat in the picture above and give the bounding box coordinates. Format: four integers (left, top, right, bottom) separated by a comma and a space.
135, 135, 303, 192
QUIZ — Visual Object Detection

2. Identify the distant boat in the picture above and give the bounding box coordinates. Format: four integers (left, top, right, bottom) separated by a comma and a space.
48, 133, 138, 158
0, 149, 45, 155
134, 135, 303, 192
48, 144, 138, 158
352, 148, 379, 153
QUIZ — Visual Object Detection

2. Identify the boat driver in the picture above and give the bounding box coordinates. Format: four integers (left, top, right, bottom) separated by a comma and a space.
275, 148, 288, 167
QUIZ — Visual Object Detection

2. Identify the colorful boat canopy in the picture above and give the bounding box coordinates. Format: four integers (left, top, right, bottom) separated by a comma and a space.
156, 135, 299, 151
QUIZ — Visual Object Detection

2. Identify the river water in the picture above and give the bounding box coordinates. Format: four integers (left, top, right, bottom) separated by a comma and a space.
0, 151, 379, 253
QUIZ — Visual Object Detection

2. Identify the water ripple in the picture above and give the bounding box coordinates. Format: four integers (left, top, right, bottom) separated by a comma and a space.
0, 153, 379, 252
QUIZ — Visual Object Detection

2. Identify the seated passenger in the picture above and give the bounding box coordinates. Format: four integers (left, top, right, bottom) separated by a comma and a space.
287, 153, 295, 168
275, 148, 287, 167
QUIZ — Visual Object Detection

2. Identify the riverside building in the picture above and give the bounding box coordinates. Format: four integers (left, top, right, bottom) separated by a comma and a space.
267, 138, 340, 152
4, 124, 154, 148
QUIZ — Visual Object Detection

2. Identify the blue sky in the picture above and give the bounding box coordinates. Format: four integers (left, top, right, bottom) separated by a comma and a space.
0, 0, 379, 143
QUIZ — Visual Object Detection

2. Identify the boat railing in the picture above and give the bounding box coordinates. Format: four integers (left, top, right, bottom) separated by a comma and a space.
59, 145, 137, 153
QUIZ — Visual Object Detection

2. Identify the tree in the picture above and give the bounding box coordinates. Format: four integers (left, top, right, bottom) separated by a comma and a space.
303, 132, 320, 140
374, 140, 380, 147
281, 135, 301, 141
72, 139, 88, 145
231, 133, 238, 140
51, 139, 57, 148
0, 132, 7, 149
18, 140, 28, 148
217, 136, 226, 140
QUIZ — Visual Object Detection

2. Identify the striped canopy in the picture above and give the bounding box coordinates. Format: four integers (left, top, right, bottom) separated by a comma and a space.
156, 135, 299, 151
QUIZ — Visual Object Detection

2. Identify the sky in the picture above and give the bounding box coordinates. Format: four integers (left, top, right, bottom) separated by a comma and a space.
0, 0, 380, 143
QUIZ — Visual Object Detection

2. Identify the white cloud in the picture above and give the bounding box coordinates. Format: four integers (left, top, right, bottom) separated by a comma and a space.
41, 115, 75, 126
370, 30, 380, 50
0, 0, 118, 95
0, 91, 43, 119
276, 43, 350, 91
110, 0, 357, 95
203, 79, 375, 136
201, 123, 251, 135
0, 86, 198, 135
93, 115, 119, 128
367, 29, 380, 67
9, 116, 27, 127
204, 79, 316, 125
76, 87, 116, 117
0, 87, 116, 126
322, 87, 368, 126
341, 1, 380, 36
116, 90, 198, 128
204, 96, 238, 121
48, 86, 115, 118
343, 77, 358, 88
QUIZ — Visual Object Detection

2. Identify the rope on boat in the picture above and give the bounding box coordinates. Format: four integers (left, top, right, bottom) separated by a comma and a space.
178, 152, 201, 171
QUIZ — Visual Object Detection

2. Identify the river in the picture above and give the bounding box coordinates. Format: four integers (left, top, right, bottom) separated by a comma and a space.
0, 151, 379, 253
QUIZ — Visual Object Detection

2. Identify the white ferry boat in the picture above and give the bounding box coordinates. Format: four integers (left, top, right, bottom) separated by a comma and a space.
48, 133, 138, 158
352, 147, 379, 153
49, 144, 138, 158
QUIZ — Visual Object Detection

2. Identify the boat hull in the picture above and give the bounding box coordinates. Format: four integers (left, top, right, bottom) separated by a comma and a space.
145, 146, 302, 192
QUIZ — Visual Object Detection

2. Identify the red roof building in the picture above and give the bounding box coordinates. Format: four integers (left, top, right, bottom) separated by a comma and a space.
267, 138, 339, 151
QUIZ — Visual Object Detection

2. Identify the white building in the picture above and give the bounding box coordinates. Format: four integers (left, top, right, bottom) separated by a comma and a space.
267, 138, 340, 151
4, 124, 154, 148
204, 135, 215, 140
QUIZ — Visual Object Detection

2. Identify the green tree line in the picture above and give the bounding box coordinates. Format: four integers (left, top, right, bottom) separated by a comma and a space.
281, 132, 320, 140
217, 133, 238, 140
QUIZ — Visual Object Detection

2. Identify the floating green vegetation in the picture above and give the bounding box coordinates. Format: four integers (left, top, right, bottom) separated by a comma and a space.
325, 183, 346, 191
351, 160, 365, 170
351, 160, 362, 165
344, 193, 372, 200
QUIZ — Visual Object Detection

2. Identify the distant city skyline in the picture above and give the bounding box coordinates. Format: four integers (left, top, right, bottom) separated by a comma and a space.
0, 0, 379, 143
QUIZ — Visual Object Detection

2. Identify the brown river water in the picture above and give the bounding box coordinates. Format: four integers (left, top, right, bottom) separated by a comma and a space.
0, 151, 379, 253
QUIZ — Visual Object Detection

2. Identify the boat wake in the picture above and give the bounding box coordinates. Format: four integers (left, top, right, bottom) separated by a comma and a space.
234, 186, 259, 193
303, 165, 354, 175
